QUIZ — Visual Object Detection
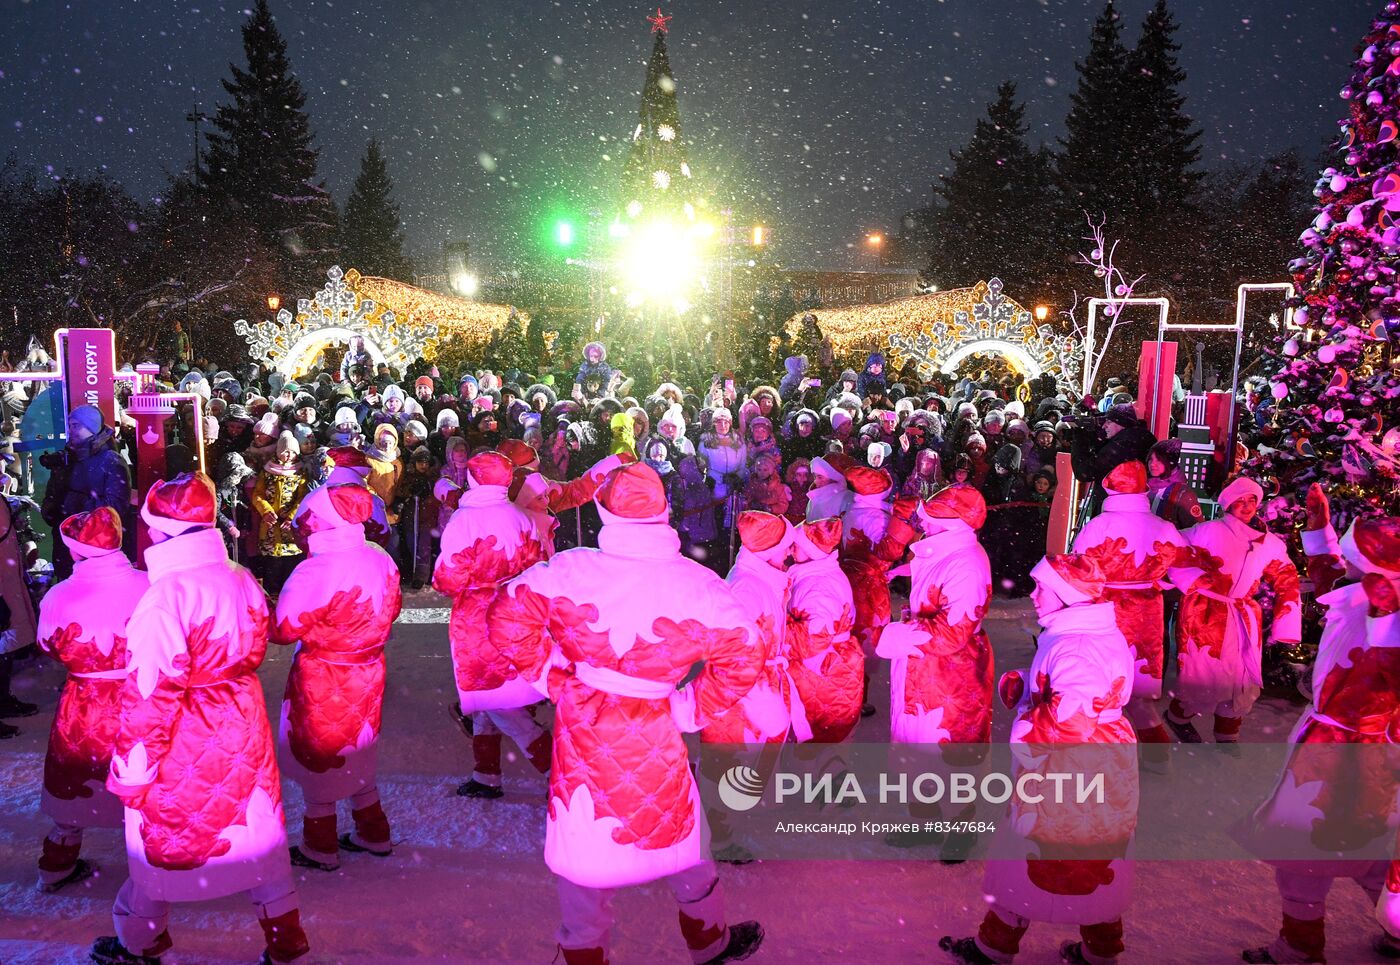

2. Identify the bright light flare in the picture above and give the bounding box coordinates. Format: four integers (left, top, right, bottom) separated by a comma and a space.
620, 220, 707, 303
451, 271, 479, 297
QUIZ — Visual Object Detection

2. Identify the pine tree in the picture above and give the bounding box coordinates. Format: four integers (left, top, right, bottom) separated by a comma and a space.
927, 81, 1056, 291
341, 139, 412, 279
1057, 2, 1134, 228
1252, 4, 1400, 524
1122, 0, 1203, 216
202, 0, 337, 289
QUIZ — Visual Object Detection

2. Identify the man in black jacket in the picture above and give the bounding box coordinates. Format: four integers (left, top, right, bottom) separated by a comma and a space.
1069, 404, 1156, 516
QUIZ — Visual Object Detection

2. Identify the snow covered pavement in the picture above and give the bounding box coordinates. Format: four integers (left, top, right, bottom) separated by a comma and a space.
0, 595, 1383, 964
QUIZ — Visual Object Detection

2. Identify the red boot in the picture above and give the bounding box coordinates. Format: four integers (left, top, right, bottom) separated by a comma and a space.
258, 908, 310, 963
341, 801, 392, 856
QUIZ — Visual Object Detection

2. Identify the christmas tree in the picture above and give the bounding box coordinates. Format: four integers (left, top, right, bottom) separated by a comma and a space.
203, 0, 338, 290
1256, 2, 1400, 524
341, 139, 413, 280
618, 8, 700, 228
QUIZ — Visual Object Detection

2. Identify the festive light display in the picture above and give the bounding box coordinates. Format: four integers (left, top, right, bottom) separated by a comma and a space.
789, 278, 1083, 387
1251, 2, 1400, 522
235, 266, 522, 377
647, 6, 672, 33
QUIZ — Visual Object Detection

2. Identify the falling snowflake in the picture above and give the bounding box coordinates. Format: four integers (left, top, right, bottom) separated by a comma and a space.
632, 124, 643, 141
657, 123, 676, 141
652, 169, 671, 189
626, 199, 643, 218
680, 162, 691, 178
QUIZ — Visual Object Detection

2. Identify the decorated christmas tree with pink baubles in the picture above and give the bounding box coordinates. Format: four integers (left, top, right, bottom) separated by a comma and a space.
1255, 1, 1400, 525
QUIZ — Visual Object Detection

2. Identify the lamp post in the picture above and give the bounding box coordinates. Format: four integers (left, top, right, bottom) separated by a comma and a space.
1034, 304, 1050, 322
865, 232, 883, 270
266, 294, 281, 313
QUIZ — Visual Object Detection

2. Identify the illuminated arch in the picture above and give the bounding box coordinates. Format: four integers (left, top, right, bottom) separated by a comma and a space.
280, 327, 386, 378
938, 338, 1043, 378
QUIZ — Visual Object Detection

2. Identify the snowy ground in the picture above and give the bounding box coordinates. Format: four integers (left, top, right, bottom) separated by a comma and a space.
0, 592, 1385, 964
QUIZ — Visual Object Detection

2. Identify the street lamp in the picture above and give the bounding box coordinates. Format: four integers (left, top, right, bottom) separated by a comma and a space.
865, 233, 883, 248
1034, 304, 1050, 322
266, 294, 281, 313
752, 225, 766, 247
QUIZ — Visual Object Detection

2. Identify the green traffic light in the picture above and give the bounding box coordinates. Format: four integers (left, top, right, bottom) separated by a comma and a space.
555, 221, 575, 247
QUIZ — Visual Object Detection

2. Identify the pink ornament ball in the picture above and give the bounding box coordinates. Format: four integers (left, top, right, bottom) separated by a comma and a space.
1319, 345, 1337, 364
1324, 407, 1345, 423
1271, 382, 1289, 400
1283, 337, 1301, 357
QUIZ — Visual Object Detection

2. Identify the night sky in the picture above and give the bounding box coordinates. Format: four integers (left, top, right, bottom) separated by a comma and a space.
1, 0, 1382, 272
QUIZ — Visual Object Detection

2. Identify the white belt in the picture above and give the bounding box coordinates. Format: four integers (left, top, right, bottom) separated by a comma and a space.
70, 668, 128, 681
1105, 581, 1159, 591
571, 663, 676, 700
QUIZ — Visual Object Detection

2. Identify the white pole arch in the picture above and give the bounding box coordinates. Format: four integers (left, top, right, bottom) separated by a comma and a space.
937, 338, 1044, 379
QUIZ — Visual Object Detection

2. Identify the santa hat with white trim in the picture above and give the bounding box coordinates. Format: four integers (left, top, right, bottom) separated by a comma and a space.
60, 507, 123, 559
1341, 516, 1400, 578
324, 446, 373, 487
297, 483, 375, 535
497, 439, 540, 471
737, 511, 793, 565
466, 451, 514, 489
918, 484, 987, 531
1103, 460, 1148, 496
792, 517, 842, 561
1030, 552, 1107, 606
141, 472, 217, 537
595, 462, 670, 525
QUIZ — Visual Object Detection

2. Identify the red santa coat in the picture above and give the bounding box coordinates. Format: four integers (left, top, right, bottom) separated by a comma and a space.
1242, 524, 1400, 877
38, 551, 149, 828
1071, 492, 1188, 700
107, 528, 288, 902
273, 524, 403, 802
986, 601, 1138, 925
876, 521, 992, 744
1169, 516, 1302, 717
487, 516, 760, 889
840, 484, 894, 652
434, 481, 550, 713
787, 547, 860, 743
699, 547, 792, 744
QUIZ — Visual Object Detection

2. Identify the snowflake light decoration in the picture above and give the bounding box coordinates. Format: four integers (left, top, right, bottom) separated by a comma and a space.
652, 169, 672, 190
657, 123, 676, 142
235, 265, 440, 377
885, 279, 1083, 390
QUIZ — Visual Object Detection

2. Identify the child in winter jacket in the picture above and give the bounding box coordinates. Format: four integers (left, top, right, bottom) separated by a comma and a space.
250, 431, 308, 594
783, 458, 812, 526
674, 455, 722, 568
743, 450, 790, 518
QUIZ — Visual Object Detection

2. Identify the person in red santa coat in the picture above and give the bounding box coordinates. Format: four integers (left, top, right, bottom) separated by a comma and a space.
942, 553, 1138, 965
700, 510, 795, 745
93, 473, 309, 965
876, 484, 992, 745
434, 450, 554, 799
1240, 486, 1400, 965
786, 516, 861, 743
1071, 461, 1188, 750
487, 462, 765, 965
293, 446, 391, 547
496, 438, 629, 559
838, 464, 896, 720
275, 483, 403, 873
1166, 476, 1302, 745
36, 508, 149, 893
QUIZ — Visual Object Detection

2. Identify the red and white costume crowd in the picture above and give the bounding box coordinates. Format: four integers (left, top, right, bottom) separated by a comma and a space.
20, 409, 1400, 965
36, 508, 148, 890
102, 474, 309, 963
1167, 476, 1303, 744
486, 463, 765, 964
275, 481, 403, 870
